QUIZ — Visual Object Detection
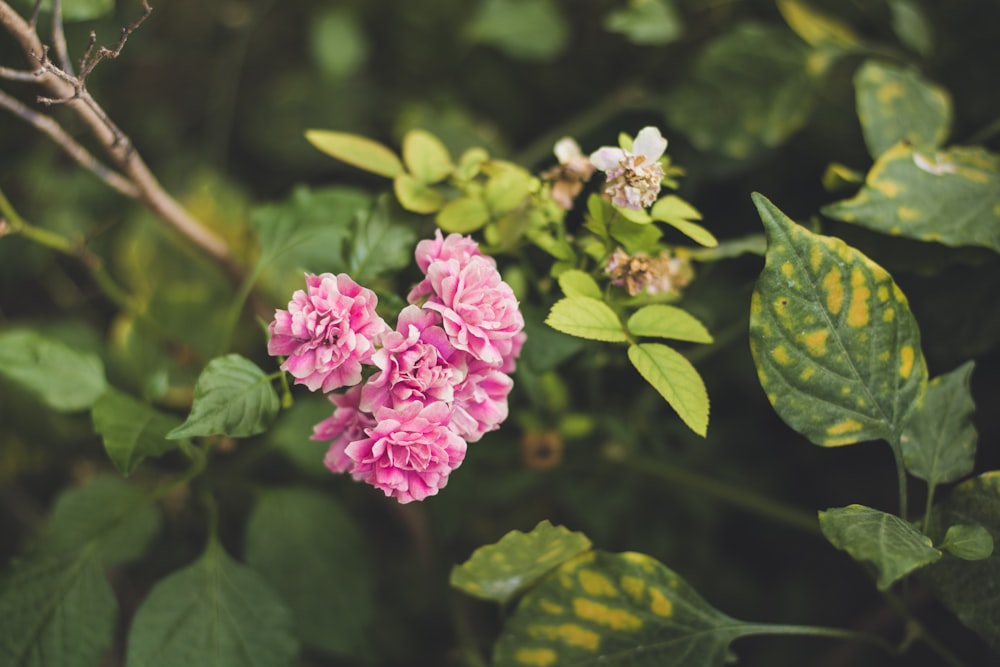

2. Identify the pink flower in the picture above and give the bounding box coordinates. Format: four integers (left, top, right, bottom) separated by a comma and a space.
422, 256, 524, 366
360, 305, 466, 413
313, 386, 373, 474
451, 358, 513, 442
268, 273, 389, 393
345, 401, 467, 503
590, 127, 667, 210
409, 230, 488, 303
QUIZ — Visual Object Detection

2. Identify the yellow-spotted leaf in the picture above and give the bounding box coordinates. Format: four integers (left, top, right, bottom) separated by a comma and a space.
304, 129, 404, 178
822, 144, 1000, 254
436, 196, 491, 233
401, 129, 454, 184
627, 305, 713, 343
749, 193, 927, 446
546, 297, 627, 342
776, 0, 863, 50
853, 60, 951, 158
493, 550, 757, 667
628, 343, 709, 436
450, 521, 592, 604
393, 173, 445, 214
819, 504, 941, 590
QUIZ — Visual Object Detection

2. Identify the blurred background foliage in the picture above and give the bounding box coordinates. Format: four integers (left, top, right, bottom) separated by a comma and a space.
2, 0, 1000, 665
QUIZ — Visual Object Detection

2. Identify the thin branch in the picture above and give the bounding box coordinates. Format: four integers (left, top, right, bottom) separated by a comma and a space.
78, 0, 151, 81
0, 64, 38, 81
0, 89, 140, 197
51, 0, 71, 73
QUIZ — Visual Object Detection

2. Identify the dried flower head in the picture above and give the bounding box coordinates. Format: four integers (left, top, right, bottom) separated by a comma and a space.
590, 127, 667, 210
542, 137, 596, 210
605, 247, 694, 296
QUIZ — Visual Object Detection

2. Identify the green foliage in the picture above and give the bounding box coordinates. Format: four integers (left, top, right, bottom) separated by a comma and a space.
819, 504, 941, 590
545, 297, 627, 343
465, 0, 567, 62
125, 538, 299, 667
939, 524, 993, 561
450, 520, 592, 604
603, 0, 682, 46
305, 130, 405, 178
167, 355, 279, 440
346, 195, 418, 283
749, 193, 927, 447
628, 343, 709, 436
14, 0, 114, 21
626, 305, 713, 343
0, 330, 106, 412
92, 388, 182, 477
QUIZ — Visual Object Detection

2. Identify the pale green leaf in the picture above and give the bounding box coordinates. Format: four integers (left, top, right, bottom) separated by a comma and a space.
940, 524, 993, 561
125, 539, 298, 667
484, 163, 535, 214
557, 269, 602, 299
451, 521, 592, 604
167, 354, 279, 440
545, 297, 626, 342
627, 305, 713, 343
465, 0, 568, 62
0, 329, 106, 412
888, 0, 933, 57
604, 0, 682, 46
436, 196, 491, 233
650, 196, 718, 247
494, 550, 758, 666
628, 343, 709, 436
92, 389, 182, 477
246, 488, 374, 657
776, 0, 863, 49
402, 129, 454, 184
819, 504, 941, 590
900, 361, 977, 486
854, 60, 951, 157
393, 173, 444, 214
749, 193, 927, 446
923, 472, 1000, 651
822, 144, 1000, 254
304, 129, 404, 178
617, 206, 653, 223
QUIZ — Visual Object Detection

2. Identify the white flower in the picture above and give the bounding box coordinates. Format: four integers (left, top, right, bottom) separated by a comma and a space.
589, 127, 667, 210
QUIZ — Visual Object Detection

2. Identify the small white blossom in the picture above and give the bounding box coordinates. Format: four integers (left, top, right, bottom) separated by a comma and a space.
590, 127, 667, 210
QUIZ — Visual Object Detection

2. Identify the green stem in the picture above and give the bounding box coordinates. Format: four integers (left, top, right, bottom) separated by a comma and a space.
739, 623, 897, 656
889, 436, 909, 522
922, 481, 937, 535
613, 453, 821, 536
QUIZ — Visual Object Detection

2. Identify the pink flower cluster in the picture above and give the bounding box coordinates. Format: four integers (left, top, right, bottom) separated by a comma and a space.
268, 230, 525, 504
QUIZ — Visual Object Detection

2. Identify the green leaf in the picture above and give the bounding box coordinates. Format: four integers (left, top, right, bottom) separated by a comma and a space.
650, 195, 718, 247
900, 361, 977, 486
627, 305, 713, 343
246, 488, 374, 657
347, 194, 418, 284
167, 354, 279, 440
436, 196, 491, 234
125, 539, 298, 667
628, 343, 709, 436
617, 206, 653, 223
854, 60, 951, 158
40, 477, 161, 567
308, 8, 368, 80
493, 550, 759, 667
604, 0, 682, 46
0, 329, 106, 412
92, 388, 182, 477
888, 0, 933, 57
402, 129, 454, 184
304, 129, 404, 178
520, 304, 587, 372
393, 173, 445, 213
749, 193, 927, 446
664, 23, 822, 159
15, 0, 114, 21
557, 270, 602, 299
822, 144, 1000, 254
940, 524, 994, 561
776, 0, 863, 50
266, 394, 333, 477
484, 163, 536, 214
819, 504, 941, 590
609, 216, 663, 254
451, 521, 592, 604
922, 472, 1000, 651
465, 0, 568, 62
545, 297, 627, 342
0, 548, 117, 667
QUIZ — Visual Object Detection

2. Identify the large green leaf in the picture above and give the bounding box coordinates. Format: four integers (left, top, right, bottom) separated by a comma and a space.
493, 550, 757, 667
465, 0, 568, 62
451, 521, 592, 604
823, 144, 1000, 253
546, 297, 627, 342
346, 195, 418, 284
245, 488, 374, 657
922, 472, 1000, 651
167, 355, 279, 440
900, 361, 977, 486
0, 548, 117, 667
749, 193, 927, 446
125, 539, 298, 667
664, 22, 821, 159
854, 60, 951, 158
304, 130, 404, 178
92, 388, 182, 477
628, 343, 709, 436
819, 504, 941, 590
0, 329, 106, 412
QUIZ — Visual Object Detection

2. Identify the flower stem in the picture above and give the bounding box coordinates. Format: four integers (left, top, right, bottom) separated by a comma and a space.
739, 622, 897, 656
